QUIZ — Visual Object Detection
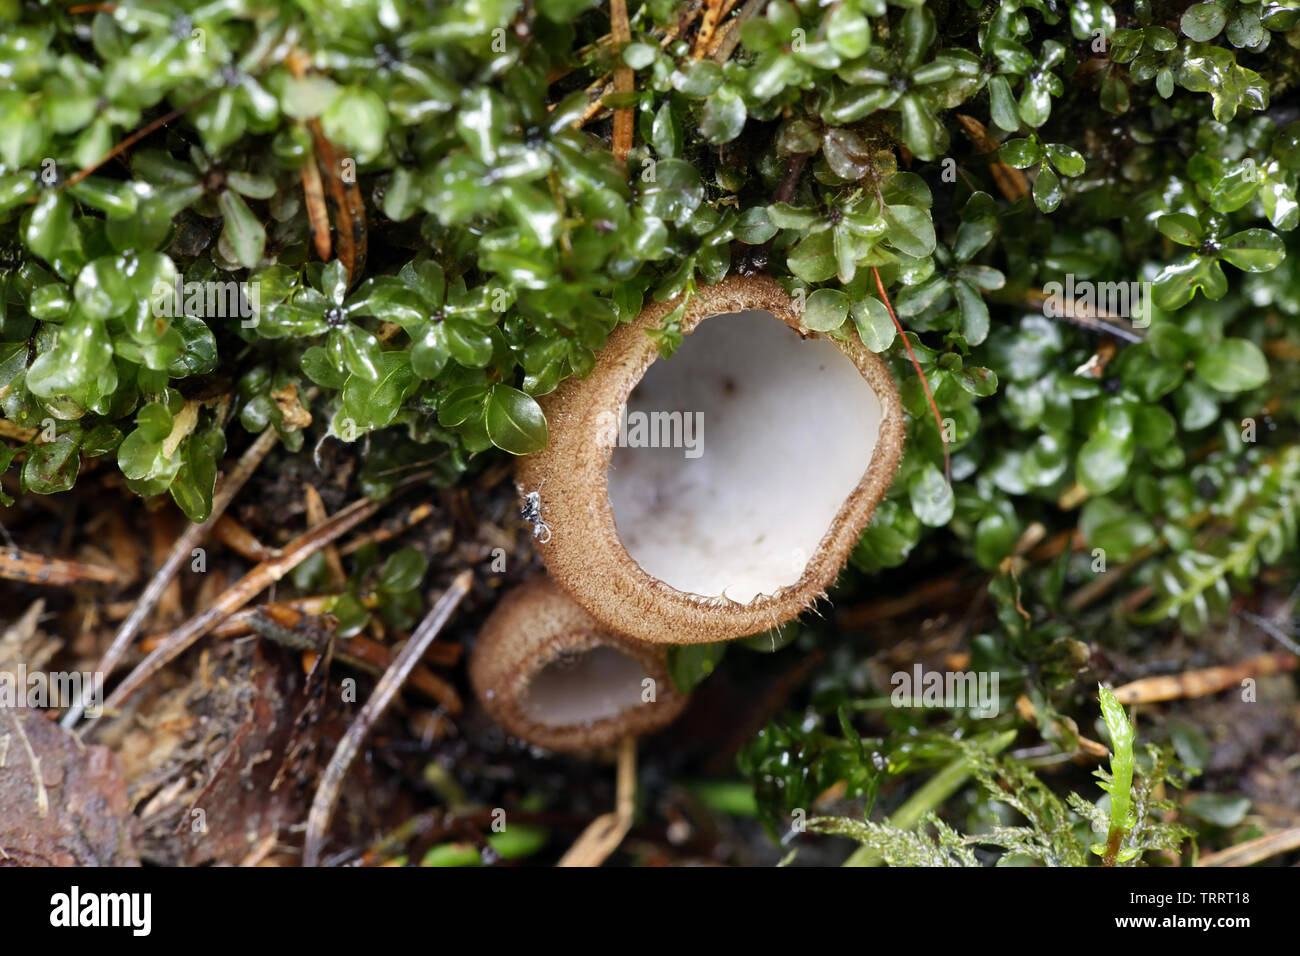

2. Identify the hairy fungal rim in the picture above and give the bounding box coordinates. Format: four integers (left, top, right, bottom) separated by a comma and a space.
469, 577, 688, 752
517, 273, 906, 646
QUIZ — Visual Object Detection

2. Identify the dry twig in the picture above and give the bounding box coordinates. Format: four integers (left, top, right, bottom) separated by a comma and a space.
1110, 652, 1297, 705
0, 549, 118, 587
302, 571, 473, 867
304, 484, 347, 588
89, 491, 394, 727
955, 114, 1030, 203
709, 0, 761, 62
692, 0, 729, 59
1196, 825, 1300, 867
557, 737, 638, 867
212, 514, 279, 562
62, 427, 279, 730
337, 502, 434, 556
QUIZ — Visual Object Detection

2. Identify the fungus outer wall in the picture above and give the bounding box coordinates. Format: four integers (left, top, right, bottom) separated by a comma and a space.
516, 273, 905, 645
608, 310, 882, 604
469, 576, 689, 751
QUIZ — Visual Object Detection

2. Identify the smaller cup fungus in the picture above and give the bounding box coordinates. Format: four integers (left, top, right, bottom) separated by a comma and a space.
516, 274, 905, 645
469, 577, 689, 752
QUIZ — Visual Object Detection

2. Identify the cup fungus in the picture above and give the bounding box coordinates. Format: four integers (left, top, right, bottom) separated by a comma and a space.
469, 577, 688, 751
517, 273, 905, 645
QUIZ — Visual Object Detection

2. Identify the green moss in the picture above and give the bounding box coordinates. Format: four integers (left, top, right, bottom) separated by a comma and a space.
3, 0, 1300, 864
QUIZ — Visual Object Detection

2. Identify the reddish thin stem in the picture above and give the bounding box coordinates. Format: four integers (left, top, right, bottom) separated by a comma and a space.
871, 265, 950, 484
64, 94, 212, 189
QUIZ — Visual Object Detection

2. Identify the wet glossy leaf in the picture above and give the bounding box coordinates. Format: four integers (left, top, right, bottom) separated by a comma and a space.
322, 87, 389, 163
827, 6, 871, 58
882, 204, 936, 257
445, 318, 493, 368
954, 280, 989, 345
954, 221, 995, 263
438, 385, 490, 428
379, 547, 429, 593
1157, 213, 1204, 246
823, 127, 873, 180
411, 322, 451, 379
25, 193, 76, 262
278, 75, 341, 120
1045, 143, 1085, 177
1181, 2, 1227, 41
217, 190, 266, 269
1077, 429, 1134, 495
1153, 255, 1227, 309
1033, 165, 1063, 212
999, 138, 1043, 169
170, 426, 225, 523
69, 177, 139, 220
987, 75, 1020, 132
639, 159, 703, 222
484, 384, 548, 455
339, 351, 417, 431
700, 86, 747, 144
623, 42, 657, 70
787, 231, 838, 283
675, 61, 723, 98
735, 207, 777, 244
23, 431, 82, 494
909, 463, 954, 526
301, 345, 348, 388
1195, 338, 1269, 392
802, 288, 849, 332
898, 93, 945, 161
135, 402, 173, 443
851, 296, 895, 352
332, 324, 383, 380
1218, 228, 1285, 272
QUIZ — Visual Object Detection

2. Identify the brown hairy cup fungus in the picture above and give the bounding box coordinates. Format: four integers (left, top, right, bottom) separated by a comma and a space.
469, 577, 688, 751
517, 273, 905, 645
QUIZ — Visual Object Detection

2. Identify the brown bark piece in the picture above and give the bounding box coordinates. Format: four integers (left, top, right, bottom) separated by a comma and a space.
0, 710, 139, 866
